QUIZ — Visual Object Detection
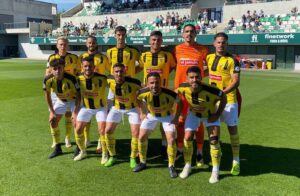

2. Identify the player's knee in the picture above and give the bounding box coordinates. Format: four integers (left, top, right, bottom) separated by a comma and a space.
209, 136, 219, 145
50, 120, 58, 128
105, 127, 114, 134
184, 133, 193, 141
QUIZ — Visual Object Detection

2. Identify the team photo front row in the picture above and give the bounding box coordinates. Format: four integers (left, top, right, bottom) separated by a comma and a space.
45, 59, 229, 184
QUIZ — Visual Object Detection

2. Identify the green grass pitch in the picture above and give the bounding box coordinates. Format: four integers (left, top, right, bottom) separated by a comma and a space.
0, 59, 299, 195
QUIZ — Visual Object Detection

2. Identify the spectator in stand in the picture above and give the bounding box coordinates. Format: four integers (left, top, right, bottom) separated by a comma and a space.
258, 9, 264, 18
160, 15, 164, 26
246, 10, 251, 23
228, 17, 236, 29
203, 9, 208, 21
291, 7, 298, 16
242, 14, 247, 24
276, 16, 282, 26
195, 23, 201, 34
155, 16, 161, 27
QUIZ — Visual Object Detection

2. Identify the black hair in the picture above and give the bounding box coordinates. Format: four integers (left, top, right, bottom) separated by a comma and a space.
115, 26, 127, 34
214, 32, 228, 41
183, 24, 196, 32
186, 66, 201, 75
150, 31, 162, 37
49, 59, 65, 67
147, 72, 161, 80
113, 63, 125, 69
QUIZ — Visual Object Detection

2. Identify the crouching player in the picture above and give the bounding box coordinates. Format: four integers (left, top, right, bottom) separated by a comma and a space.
133, 72, 183, 178
176, 66, 227, 183
104, 63, 141, 168
43, 59, 81, 159
73, 57, 108, 161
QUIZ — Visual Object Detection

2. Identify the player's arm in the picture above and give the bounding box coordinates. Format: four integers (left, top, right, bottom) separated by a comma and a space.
169, 53, 177, 73
208, 92, 227, 123
44, 89, 57, 127
136, 92, 148, 120
135, 64, 143, 74
202, 47, 209, 78
223, 59, 241, 94
72, 79, 81, 124
223, 73, 240, 94
170, 95, 183, 125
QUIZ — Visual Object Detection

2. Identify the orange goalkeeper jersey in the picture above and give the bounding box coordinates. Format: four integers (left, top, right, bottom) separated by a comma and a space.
173, 43, 208, 88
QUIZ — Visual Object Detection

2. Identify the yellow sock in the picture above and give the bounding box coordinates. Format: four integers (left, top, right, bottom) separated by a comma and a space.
138, 140, 148, 164
230, 134, 240, 161
130, 137, 139, 159
210, 143, 222, 168
105, 133, 116, 156
167, 143, 177, 167
183, 140, 193, 164
100, 134, 108, 154
65, 116, 72, 139
75, 132, 85, 151
50, 127, 60, 144
84, 122, 91, 142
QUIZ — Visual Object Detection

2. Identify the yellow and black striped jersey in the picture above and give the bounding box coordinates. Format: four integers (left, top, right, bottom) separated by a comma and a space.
47, 53, 79, 76
137, 87, 179, 117
176, 82, 224, 118
107, 46, 140, 77
107, 76, 141, 110
77, 73, 107, 109
78, 52, 110, 75
43, 72, 79, 102
139, 50, 176, 87
206, 53, 240, 104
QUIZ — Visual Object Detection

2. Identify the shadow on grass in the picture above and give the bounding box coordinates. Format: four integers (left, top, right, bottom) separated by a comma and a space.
201, 142, 300, 178
113, 139, 300, 178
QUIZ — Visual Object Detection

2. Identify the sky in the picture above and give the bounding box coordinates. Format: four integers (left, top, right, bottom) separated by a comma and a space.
38, 0, 80, 12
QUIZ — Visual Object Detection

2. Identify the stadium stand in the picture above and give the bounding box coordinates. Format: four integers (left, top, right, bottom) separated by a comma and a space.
77, 0, 193, 16
225, 7, 300, 34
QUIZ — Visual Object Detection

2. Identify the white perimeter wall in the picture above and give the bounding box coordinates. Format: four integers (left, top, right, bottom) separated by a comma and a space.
61, 8, 191, 27
18, 34, 81, 59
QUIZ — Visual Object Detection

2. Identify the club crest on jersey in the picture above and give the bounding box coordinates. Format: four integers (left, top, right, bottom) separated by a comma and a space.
235, 66, 240, 72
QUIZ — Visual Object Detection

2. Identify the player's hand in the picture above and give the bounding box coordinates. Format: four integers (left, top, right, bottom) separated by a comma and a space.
71, 112, 78, 127
170, 117, 179, 125
49, 112, 57, 126
207, 114, 219, 123
140, 113, 147, 120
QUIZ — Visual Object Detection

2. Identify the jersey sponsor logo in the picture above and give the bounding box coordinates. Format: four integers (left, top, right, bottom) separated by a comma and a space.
146, 68, 163, 74
84, 92, 99, 97
57, 93, 71, 99
191, 105, 206, 112
179, 59, 199, 66
209, 74, 222, 81
116, 96, 129, 102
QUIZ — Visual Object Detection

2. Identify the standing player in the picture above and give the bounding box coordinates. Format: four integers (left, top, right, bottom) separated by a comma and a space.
134, 72, 183, 178
206, 32, 241, 176
176, 66, 227, 183
78, 35, 110, 154
104, 63, 141, 168
173, 24, 209, 166
107, 26, 141, 77
106, 26, 141, 110
43, 59, 81, 159
138, 30, 176, 159
46, 37, 79, 149
73, 57, 108, 162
